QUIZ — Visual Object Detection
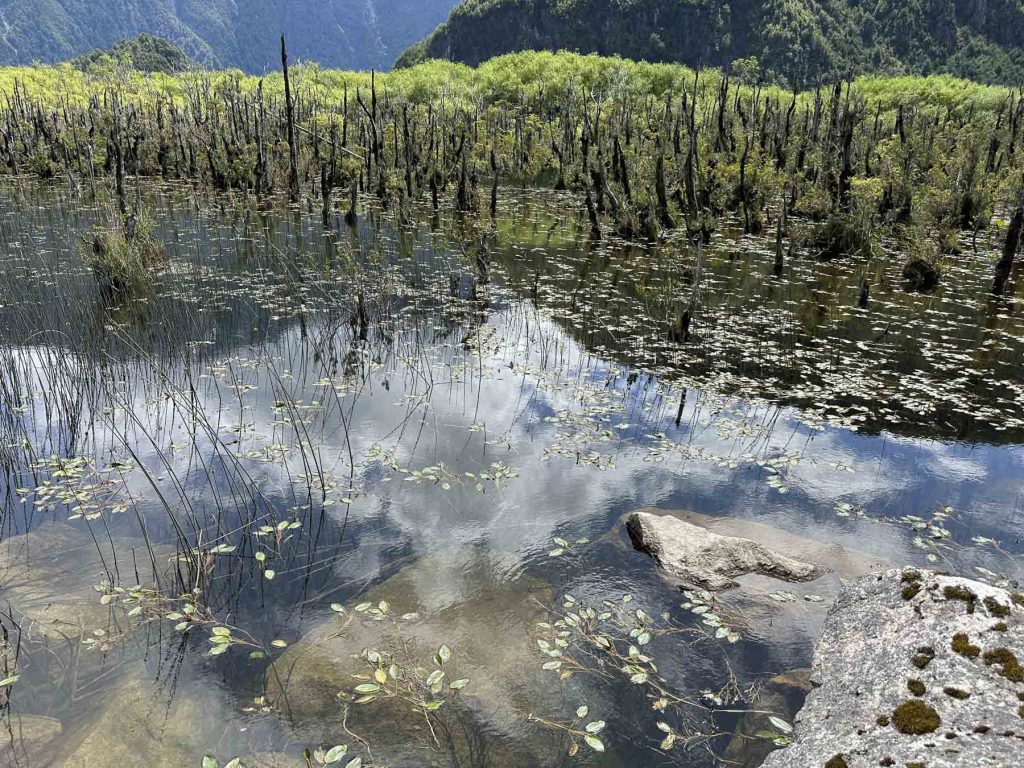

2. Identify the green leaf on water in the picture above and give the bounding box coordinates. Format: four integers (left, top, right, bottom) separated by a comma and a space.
585, 720, 605, 734
583, 734, 605, 752
323, 744, 348, 763
0, 675, 20, 686
201, 757, 218, 768
449, 678, 470, 690
354, 683, 380, 693
436, 644, 451, 665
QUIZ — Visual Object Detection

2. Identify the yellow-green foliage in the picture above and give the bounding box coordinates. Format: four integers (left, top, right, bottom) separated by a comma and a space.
0, 52, 1012, 118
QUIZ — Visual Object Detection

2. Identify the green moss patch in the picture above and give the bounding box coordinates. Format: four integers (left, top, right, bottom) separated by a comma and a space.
824, 756, 849, 768
902, 583, 923, 600
951, 632, 980, 658
907, 678, 926, 696
983, 596, 1011, 617
943, 686, 970, 699
943, 584, 977, 612
982, 647, 1024, 682
892, 700, 941, 734
912, 646, 936, 669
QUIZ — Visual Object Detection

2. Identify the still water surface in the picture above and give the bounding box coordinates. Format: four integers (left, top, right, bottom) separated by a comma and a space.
0, 181, 1021, 767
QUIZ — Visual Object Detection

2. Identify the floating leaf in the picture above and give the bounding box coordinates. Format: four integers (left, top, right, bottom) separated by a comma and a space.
436, 644, 452, 665
323, 745, 348, 764
583, 734, 605, 752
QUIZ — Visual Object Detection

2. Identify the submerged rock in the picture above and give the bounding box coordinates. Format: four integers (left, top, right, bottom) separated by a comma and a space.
0, 523, 176, 640
1, 713, 63, 766
721, 669, 812, 768
267, 551, 564, 767
762, 569, 1024, 768
625, 511, 823, 591
50, 679, 216, 767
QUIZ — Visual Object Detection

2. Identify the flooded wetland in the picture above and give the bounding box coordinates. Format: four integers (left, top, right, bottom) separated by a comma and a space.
0, 55, 1022, 768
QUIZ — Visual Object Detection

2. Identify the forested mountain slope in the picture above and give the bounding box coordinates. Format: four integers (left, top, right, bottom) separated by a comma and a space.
398, 0, 1024, 85
0, 0, 457, 72
71, 34, 192, 74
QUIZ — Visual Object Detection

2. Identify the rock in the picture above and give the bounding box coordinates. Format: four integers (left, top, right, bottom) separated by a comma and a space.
267, 550, 563, 767
0, 523, 176, 640
0, 713, 63, 766
50, 679, 218, 767
762, 569, 1024, 768
625, 511, 824, 591
721, 669, 812, 768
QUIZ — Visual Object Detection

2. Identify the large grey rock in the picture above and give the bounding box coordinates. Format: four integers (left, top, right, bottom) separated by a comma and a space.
762, 569, 1024, 768
625, 511, 824, 591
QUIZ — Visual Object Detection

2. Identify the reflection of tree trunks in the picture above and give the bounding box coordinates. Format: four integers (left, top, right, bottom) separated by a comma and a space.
993, 185, 1023, 296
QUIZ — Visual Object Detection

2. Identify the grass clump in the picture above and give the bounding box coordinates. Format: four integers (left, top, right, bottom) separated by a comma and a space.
992, 622, 1008, 632
876, 715, 890, 726
943, 686, 970, 699
824, 755, 849, 768
892, 699, 941, 734
951, 632, 980, 658
810, 213, 875, 260
981, 647, 1024, 682
907, 678, 926, 696
84, 207, 165, 296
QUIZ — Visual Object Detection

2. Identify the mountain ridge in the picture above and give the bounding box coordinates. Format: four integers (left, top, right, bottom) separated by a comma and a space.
398, 0, 1024, 85
0, 0, 457, 73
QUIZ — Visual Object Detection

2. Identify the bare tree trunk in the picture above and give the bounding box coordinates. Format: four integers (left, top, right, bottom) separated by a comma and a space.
993, 184, 1024, 295
281, 36, 300, 204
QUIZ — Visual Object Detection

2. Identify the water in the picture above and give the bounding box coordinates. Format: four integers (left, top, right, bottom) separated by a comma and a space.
0, 180, 1021, 767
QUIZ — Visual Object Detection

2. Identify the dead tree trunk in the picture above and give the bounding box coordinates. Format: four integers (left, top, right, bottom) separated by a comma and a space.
993, 184, 1024, 295
281, 36, 300, 204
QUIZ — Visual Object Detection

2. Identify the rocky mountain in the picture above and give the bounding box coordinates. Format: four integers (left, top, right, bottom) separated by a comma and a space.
398, 0, 1024, 85
0, 0, 457, 72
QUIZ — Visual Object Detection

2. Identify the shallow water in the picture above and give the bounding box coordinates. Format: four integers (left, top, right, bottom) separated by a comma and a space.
0, 180, 1022, 767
